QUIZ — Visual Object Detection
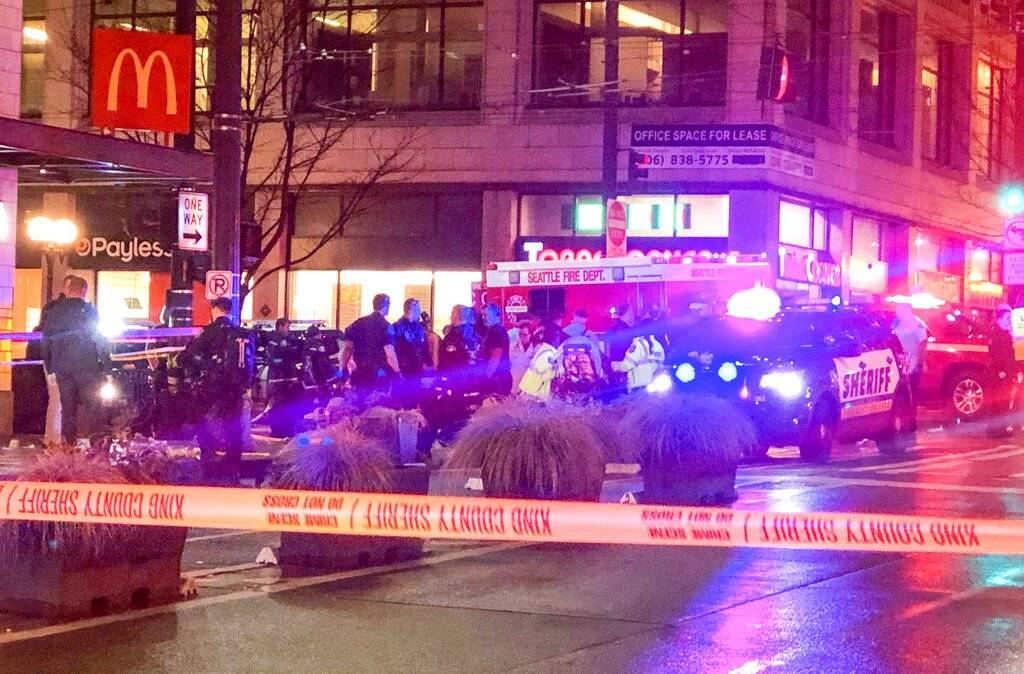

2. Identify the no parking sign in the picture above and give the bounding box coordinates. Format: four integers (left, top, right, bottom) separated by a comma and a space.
205, 270, 234, 300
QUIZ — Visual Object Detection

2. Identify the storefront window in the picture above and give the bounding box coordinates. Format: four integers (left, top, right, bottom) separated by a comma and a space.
533, 0, 727, 107
96, 271, 151, 332
779, 200, 831, 252
288, 269, 480, 333
521, 193, 729, 238
914, 230, 940, 272
303, 0, 483, 110
851, 216, 881, 261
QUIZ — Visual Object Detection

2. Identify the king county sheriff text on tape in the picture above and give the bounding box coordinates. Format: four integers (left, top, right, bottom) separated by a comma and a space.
0, 480, 1014, 556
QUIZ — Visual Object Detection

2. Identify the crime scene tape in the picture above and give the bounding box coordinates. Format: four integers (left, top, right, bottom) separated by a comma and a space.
0, 480, 1011, 555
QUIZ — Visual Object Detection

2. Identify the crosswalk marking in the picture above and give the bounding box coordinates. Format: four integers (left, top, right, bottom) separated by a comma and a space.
880, 446, 1024, 474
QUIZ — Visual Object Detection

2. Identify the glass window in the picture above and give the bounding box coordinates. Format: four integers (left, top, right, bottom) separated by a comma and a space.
786, 0, 830, 124
977, 57, 1006, 180
779, 200, 812, 248
96, 271, 151, 326
303, 1, 483, 110
852, 216, 881, 261
290, 271, 341, 328
676, 195, 729, 237
519, 194, 576, 235
21, 19, 46, 119
533, 0, 727, 107
914, 230, 940, 272
920, 37, 953, 164
857, 8, 897, 146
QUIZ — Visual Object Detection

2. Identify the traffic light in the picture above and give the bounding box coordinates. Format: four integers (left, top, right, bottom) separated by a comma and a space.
998, 184, 1024, 216
757, 46, 795, 102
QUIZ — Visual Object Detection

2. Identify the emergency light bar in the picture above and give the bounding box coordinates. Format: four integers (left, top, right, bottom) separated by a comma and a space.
0, 327, 201, 343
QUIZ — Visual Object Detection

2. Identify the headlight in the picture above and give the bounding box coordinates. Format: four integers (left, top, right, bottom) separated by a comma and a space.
675, 363, 696, 383
99, 379, 119, 402
759, 371, 805, 398
717, 362, 738, 383
646, 372, 674, 394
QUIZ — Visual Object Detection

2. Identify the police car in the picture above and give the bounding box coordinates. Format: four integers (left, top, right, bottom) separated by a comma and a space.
658, 306, 915, 462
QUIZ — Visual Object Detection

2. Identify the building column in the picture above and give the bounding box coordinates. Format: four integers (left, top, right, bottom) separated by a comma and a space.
481, 190, 517, 267
43, 0, 91, 129
728, 189, 779, 277
482, 0, 530, 124
0, 0, 20, 434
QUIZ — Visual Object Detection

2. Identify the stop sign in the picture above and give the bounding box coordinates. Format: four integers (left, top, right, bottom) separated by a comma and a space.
606, 200, 627, 257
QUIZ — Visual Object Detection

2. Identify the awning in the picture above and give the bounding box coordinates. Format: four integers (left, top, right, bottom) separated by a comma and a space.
0, 117, 213, 186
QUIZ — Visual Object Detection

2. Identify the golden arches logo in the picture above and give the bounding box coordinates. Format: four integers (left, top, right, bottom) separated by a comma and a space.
106, 48, 177, 115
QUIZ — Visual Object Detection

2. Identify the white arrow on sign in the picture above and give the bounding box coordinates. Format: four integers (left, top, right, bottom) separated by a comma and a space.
178, 191, 210, 252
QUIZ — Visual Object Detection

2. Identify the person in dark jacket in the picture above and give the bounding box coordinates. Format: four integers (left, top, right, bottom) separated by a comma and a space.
342, 294, 401, 396
481, 303, 512, 396
180, 297, 253, 482
260, 318, 303, 437
392, 298, 432, 408
38, 275, 108, 443
988, 307, 1019, 438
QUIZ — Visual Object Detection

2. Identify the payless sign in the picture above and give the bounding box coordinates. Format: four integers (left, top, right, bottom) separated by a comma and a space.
91, 28, 193, 134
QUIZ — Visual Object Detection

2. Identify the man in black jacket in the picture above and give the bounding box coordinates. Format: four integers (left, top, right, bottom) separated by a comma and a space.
181, 297, 254, 482
39, 275, 108, 443
988, 307, 1019, 438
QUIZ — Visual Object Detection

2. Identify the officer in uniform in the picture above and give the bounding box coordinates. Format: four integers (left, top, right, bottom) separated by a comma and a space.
303, 324, 341, 407
181, 297, 254, 482
261, 318, 303, 437
341, 294, 401, 396
393, 298, 432, 407
39, 275, 109, 444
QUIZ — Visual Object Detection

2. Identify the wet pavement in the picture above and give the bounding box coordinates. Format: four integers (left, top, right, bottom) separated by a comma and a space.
4, 422, 1024, 672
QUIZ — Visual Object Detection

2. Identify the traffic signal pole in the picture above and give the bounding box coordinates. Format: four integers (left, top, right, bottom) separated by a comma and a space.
212, 0, 243, 319
602, 0, 619, 205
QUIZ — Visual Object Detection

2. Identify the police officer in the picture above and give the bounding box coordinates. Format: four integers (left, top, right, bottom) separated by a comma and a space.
181, 297, 254, 482
481, 303, 513, 396
392, 298, 431, 407
261, 318, 303, 437
303, 324, 341, 406
341, 294, 401, 394
39, 275, 108, 444
988, 306, 1019, 438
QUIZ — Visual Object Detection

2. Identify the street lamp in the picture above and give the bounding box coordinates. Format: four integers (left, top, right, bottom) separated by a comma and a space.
27, 215, 79, 302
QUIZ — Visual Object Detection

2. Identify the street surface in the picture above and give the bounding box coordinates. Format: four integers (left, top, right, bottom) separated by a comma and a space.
5, 419, 1024, 672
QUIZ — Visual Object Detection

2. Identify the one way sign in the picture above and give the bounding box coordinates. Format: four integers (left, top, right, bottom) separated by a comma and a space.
178, 191, 209, 252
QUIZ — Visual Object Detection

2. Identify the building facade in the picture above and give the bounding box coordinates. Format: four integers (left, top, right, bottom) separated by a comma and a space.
21, 0, 1020, 329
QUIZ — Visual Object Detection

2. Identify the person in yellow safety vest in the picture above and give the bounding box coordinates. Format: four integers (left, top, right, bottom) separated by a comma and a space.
611, 334, 665, 392
519, 325, 561, 401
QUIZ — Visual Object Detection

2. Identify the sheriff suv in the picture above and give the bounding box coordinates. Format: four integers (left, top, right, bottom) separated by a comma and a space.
659, 306, 914, 462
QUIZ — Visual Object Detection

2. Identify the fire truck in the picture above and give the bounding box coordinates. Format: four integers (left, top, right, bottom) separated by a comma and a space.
482, 253, 773, 329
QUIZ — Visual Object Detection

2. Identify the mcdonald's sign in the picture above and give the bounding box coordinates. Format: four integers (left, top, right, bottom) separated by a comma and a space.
91, 28, 193, 134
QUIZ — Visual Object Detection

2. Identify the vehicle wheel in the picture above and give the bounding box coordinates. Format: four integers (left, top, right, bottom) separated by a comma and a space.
878, 392, 915, 455
947, 371, 986, 420
799, 403, 836, 463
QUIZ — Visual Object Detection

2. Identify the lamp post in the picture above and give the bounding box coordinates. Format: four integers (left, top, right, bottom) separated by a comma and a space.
27, 216, 79, 303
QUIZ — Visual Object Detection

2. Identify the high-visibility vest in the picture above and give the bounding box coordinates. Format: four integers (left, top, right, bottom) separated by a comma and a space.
519, 343, 559, 400
612, 335, 665, 391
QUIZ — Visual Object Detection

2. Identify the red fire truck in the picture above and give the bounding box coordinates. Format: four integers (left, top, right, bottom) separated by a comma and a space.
482, 253, 773, 329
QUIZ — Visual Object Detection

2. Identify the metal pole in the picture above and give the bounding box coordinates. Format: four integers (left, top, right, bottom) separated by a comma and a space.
174, 0, 197, 152
212, 0, 243, 319
602, 0, 619, 205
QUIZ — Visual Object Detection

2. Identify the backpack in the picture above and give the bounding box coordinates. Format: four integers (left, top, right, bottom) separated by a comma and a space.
209, 327, 256, 395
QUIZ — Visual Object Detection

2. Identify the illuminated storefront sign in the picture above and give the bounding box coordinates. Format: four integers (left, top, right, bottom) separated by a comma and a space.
520, 240, 723, 263
778, 245, 841, 287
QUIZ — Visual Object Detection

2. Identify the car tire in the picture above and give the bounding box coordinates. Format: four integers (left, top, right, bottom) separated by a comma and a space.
947, 370, 987, 421
878, 391, 915, 455
799, 403, 836, 463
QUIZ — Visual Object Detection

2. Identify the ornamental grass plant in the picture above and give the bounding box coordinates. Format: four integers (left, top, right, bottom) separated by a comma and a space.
267, 427, 393, 493
448, 397, 605, 501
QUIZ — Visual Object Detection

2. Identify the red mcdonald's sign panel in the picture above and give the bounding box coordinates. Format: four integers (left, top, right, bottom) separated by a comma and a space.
91, 28, 193, 134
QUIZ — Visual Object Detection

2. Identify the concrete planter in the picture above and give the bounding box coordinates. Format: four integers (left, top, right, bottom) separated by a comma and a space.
279, 464, 430, 575
636, 468, 739, 506
0, 526, 186, 618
